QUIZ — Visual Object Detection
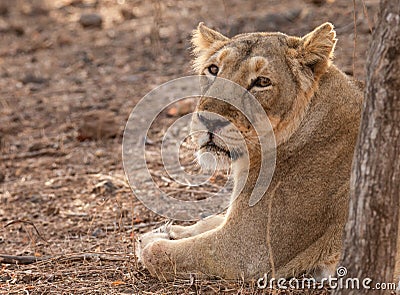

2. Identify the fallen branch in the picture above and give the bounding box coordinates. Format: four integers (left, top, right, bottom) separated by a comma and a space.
0, 254, 50, 264
104, 221, 162, 231
0, 149, 67, 161
57, 253, 130, 263
0, 253, 131, 265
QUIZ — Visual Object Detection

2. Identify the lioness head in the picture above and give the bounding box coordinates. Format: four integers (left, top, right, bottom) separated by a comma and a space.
190, 22, 337, 170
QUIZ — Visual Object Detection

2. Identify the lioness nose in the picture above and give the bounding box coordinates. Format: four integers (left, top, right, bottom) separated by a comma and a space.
197, 113, 230, 131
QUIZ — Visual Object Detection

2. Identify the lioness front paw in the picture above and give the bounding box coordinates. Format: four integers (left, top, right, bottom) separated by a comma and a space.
140, 221, 191, 240
164, 224, 193, 240
140, 239, 175, 281
136, 225, 171, 262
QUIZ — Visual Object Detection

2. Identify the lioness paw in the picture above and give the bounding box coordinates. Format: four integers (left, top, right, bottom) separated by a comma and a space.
136, 224, 172, 262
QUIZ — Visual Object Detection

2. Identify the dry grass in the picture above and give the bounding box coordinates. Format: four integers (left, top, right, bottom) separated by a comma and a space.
1, 258, 332, 294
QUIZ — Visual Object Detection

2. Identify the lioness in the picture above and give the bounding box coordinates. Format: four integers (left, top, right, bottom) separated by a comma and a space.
138, 22, 364, 281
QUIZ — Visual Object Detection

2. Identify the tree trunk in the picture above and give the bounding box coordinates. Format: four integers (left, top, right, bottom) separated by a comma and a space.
333, 1, 400, 295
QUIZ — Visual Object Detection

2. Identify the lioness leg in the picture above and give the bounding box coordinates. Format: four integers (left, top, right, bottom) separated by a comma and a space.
139, 224, 269, 281
276, 225, 343, 279
139, 221, 344, 281
167, 214, 225, 239
136, 215, 225, 262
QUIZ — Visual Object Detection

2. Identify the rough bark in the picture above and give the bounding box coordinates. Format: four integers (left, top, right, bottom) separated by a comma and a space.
333, 1, 400, 294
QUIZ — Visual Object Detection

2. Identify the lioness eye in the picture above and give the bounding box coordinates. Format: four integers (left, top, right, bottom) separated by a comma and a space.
253, 76, 272, 88
208, 64, 219, 76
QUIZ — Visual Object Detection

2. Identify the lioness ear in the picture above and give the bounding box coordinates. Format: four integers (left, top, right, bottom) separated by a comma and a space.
298, 22, 337, 77
192, 22, 229, 53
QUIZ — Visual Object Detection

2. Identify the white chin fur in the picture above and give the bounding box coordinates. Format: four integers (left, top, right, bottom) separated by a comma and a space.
196, 151, 231, 171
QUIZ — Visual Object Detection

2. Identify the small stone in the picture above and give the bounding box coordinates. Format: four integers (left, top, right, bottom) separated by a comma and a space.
92, 228, 105, 238
0, 275, 12, 282
68, 0, 97, 8
106, 30, 116, 39
77, 110, 119, 141
12, 25, 24, 36
21, 274, 32, 284
0, 21, 24, 36
21, 74, 48, 85
0, 4, 9, 16
120, 75, 140, 82
120, 8, 136, 20
57, 33, 73, 46
94, 149, 105, 157
68, 0, 84, 7
20, 4, 48, 16
79, 13, 103, 28
45, 206, 60, 216
28, 141, 50, 152
92, 180, 117, 195
29, 84, 44, 92
309, 0, 326, 6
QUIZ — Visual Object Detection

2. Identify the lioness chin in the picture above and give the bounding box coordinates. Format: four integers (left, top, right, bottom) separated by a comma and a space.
137, 22, 400, 283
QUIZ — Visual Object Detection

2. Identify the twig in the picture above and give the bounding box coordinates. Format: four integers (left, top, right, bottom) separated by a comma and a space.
91, 173, 130, 188
0, 253, 131, 265
55, 253, 129, 263
360, 0, 373, 33
104, 221, 161, 231
4, 219, 47, 243
151, 0, 162, 56
0, 149, 66, 161
0, 254, 50, 264
131, 204, 139, 269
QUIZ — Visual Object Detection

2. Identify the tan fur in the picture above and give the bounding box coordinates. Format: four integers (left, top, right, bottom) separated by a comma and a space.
137, 23, 399, 283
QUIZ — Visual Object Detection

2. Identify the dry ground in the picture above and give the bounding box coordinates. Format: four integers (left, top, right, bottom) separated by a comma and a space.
0, 0, 379, 294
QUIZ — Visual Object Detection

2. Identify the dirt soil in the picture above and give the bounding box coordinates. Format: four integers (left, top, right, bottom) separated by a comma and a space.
0, 0, 379, 294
